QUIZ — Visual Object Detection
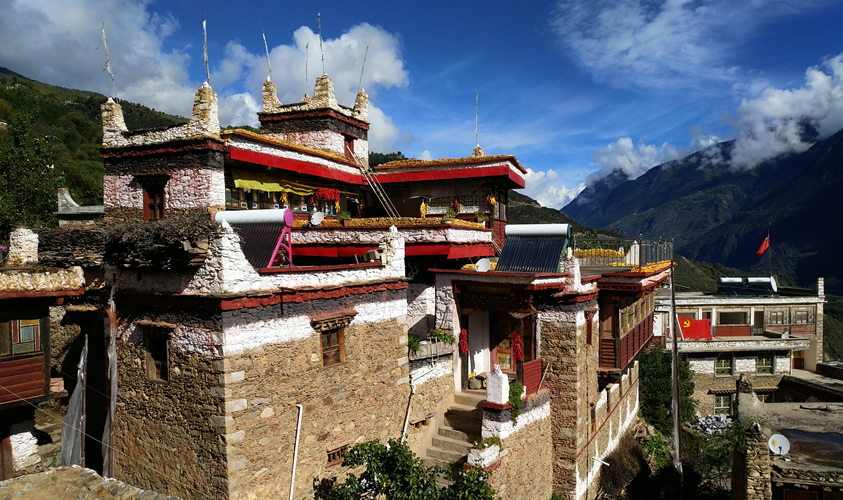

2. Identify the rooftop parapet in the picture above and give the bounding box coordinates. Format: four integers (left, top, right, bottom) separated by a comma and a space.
260, 74, 369, 124
101, 83, 220, 148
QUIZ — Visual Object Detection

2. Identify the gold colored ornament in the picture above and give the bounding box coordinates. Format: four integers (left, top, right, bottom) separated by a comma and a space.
420, 201, 427, 217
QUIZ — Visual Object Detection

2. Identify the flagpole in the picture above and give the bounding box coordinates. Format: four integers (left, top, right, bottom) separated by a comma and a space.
767, 228, 771, 277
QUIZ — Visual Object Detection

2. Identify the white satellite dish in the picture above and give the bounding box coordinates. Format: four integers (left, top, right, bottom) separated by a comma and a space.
768, 434, 790, 456
310, 211, 325, 226
475, 258, 491, 272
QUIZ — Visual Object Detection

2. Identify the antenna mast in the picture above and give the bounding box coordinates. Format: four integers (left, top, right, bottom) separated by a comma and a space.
317, 13, 325, 75
99, 21, 118, 100
305, 42, 309, 95
203, 19, 210, 84
358, 42, 370, 92
261, 24, 272, 80
475, 90, 479, 147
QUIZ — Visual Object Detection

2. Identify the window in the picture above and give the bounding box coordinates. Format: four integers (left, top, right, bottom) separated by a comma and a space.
327, 445, 348, 466
0, 319, 41, 358
715, 354, 732, 376
756, 393, 773, 403
768, 310, 787, 325
719, 312, 747, 325
714, 394, 731, 415
141, 176, 168, 221
320, 328, 345, 367
586, 311, 594, 345
757, 355, 773, 375
343, 135, 354, 159
793, 310, 810, 324
145, 329, 170, 381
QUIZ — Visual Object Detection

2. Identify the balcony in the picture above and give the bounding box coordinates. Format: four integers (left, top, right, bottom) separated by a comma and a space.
574, 237, 673, 276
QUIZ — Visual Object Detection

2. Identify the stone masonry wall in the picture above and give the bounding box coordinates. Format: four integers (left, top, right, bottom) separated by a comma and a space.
405, 359, 454, 452
222, 296, 410, 499
538, 301, 597, 498
731, 425, 772, 500
103, 147, 225, 222
114, 337, 227, 499
488, 409, 553, 500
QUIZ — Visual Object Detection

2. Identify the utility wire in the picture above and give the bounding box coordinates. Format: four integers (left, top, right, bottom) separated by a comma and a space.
0, 382, 209, 498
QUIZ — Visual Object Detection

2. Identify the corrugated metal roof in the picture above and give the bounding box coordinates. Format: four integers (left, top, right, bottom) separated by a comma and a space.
495, 235, 565, 274
230, 223, 287, 269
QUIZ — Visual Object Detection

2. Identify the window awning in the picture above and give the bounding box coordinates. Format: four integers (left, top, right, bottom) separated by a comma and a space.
231, 169, 315, 196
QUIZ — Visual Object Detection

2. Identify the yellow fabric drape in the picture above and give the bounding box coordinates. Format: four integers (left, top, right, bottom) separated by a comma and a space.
231, 169, 315, 196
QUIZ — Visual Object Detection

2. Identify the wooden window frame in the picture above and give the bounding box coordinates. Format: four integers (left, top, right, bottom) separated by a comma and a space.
327, 445, 348, 467
768, 310, 787, 325
145, 328, 170, 382
757, 355, 773, 375
140, 175, 168, 221
320, 327, 346, 367
343, 135, 354, 159
713, 394, 731, 415
0, 318, 41, 358
715, 354, 732, 377
793, 310, 810, 324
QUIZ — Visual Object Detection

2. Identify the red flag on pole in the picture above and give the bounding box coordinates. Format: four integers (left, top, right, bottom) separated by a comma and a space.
756, 235, 770, 256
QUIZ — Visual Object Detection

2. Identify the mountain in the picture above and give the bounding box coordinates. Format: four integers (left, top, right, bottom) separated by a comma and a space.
0, 67, 187, 206
508, 191, 621, 236
562, 129, 843, 289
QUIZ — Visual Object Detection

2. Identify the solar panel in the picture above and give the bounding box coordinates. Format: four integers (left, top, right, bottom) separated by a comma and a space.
230, 222, 288, 269
496, 235, 565, 273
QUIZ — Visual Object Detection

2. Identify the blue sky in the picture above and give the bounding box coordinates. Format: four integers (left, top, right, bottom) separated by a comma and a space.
2, 0, 842, 208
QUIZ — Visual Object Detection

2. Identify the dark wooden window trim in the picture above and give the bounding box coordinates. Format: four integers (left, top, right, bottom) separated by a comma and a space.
144, 327, 171, 382
138, 175, 169, 221
327, 445, 348, 466
312, 314, 356, 368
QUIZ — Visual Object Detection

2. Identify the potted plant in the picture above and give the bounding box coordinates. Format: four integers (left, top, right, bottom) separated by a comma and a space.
442, 208, 457, 224
474, 211, 488, 226
339, 211, 352, 227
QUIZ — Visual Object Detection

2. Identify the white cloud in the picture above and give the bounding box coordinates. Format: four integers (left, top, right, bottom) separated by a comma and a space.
589, 137, 684, 181
550, 0, 823, 90
418, 150, 433, 161
729, 54, 843, 168
0, 1, 410, 151
523, 168, 585, 208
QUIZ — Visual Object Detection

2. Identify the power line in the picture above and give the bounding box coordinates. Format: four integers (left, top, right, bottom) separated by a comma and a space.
0, 382, 209, 498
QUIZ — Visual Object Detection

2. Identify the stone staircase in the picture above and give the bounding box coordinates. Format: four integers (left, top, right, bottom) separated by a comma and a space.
422, 390, 485, 481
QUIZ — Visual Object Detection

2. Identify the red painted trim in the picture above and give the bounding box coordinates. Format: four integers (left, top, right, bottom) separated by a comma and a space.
0, 289, 84, 300
259, 262, 382, 273
258, 108, 369, 131
219, 280, 408, 310
374, 166, 526, 188
555, 292, 599, 303
290, 245, 380, 258
432, 268, 569, 279
229, 147, 364, 184
482, 401, 514, 410
101, 138, 225, 158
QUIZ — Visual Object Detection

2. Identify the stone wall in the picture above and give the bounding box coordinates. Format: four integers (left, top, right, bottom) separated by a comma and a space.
405, 359, 454, 452
102, 146, 225, 222
487, 404, 553, 500
731, 424, 772, 500
222, 301, 409, 499
407, 283, 435, 338
114, 309, 227, 499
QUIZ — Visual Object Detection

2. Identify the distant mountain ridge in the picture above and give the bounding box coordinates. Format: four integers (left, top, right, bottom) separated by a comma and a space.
562, 129, 843, 289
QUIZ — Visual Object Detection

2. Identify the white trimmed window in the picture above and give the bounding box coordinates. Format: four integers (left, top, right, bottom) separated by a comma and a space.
715, 354, 732, 376
714, 394, 731, 415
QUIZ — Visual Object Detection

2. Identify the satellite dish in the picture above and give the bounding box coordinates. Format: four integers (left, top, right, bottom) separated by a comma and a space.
768, 434, 790, 456
475, 258, 491, 272
310, 211, 325, 226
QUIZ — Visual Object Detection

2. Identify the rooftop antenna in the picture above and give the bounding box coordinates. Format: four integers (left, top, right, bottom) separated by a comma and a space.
358, 42, 370, 92
261, 23, 272, 81
304, 42, 309, 95
98, 21, 118, 100
317, 12, 325, 75
475, 90, 479, 147
203, 18, 210, 85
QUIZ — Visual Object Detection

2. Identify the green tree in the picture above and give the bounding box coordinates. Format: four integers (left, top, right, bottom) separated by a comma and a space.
324, 438, 496, 499
0, 110, 61, 238
638, 348, 696, 435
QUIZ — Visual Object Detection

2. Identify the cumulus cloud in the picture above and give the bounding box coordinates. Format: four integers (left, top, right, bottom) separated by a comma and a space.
729, 54, 843, 168
418, 150, 433, 161
0, 1, 410, 151
523, 168, 585, 208
588, 137, 685, 182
